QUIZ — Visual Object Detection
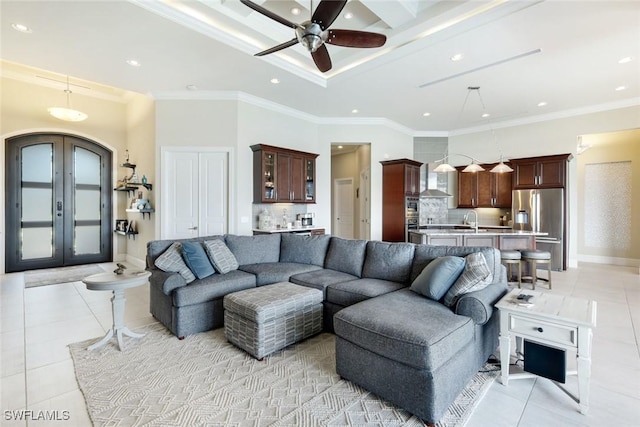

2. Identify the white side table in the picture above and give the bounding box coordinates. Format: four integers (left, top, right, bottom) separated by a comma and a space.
83, 270, 151, 351
496, 288, 597, 414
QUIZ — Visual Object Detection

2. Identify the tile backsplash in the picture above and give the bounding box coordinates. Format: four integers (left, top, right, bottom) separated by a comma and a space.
252, 204, 309, 229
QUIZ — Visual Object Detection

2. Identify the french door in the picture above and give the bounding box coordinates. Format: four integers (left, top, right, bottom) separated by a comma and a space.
5, 133, 112, 272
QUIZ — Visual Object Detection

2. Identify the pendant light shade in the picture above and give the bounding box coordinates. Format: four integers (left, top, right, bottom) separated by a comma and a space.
48, 76, 88, 122
434, 162, 456, 173
490, 161, 513, 173
462, 162, 485, 173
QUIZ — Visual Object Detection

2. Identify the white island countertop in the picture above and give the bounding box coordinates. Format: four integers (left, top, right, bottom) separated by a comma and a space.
410, 229, 548, 237
252, 226, 325, 233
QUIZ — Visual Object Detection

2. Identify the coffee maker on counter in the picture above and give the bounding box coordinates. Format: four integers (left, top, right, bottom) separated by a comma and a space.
297, 213, 314, 227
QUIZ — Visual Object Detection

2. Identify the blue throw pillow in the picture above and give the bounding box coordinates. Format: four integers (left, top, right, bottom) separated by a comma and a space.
181, 242, 215, 280
410, 256, 466, 300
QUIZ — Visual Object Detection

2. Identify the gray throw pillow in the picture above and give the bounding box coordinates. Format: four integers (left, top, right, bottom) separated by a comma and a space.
203, 239, 239, 274
444, 252, 493, 307
154, 242, 196, 283
410, 256, 466, 300
181, 241, 215, 279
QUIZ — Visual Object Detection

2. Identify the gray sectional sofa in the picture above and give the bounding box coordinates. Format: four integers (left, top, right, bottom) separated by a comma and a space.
146, 233, 508, 425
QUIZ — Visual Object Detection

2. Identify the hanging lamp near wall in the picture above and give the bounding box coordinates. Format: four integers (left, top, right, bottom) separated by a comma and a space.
434, 86, 513, 173
47, 76, 88, 122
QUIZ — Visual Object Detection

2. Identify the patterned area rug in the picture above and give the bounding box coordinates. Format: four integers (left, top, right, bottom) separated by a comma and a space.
24, 264, 105, 288
69, 323, 497, 427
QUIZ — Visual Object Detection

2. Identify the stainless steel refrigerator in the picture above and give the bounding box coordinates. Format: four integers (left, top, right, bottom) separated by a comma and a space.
512, 188, 565, 271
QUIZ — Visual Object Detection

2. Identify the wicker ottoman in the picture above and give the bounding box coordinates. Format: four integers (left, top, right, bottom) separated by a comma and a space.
223, 282, 323, 359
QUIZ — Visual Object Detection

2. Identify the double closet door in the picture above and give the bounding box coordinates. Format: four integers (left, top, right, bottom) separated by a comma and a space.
5, 134, 112, 272
162, 150, 229, 239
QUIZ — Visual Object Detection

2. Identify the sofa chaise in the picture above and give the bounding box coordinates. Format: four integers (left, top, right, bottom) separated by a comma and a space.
146, 233, 508, 425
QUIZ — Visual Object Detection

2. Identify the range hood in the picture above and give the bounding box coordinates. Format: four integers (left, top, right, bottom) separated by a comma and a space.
419, 164, 452, 198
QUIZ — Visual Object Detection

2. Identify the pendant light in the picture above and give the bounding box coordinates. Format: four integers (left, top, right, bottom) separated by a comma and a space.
47, 76, 88, 122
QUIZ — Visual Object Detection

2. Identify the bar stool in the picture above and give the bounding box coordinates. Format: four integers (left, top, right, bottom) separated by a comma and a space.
500, 250, 522, 288
520, 249, 552, 290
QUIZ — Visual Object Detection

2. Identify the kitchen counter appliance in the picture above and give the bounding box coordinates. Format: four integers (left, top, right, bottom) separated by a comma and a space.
297, 213, 314, 227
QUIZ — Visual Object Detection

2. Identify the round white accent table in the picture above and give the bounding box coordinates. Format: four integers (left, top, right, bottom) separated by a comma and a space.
83, 270, 151, 351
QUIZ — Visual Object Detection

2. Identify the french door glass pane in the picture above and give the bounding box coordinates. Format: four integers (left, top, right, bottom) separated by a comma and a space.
21, 144, 54, 260
74, 147, 101, 256
75, 147, 101, 185
75, 225, 101, 255
22, 228, 53, 259
22, 144, 52, 182
22, 188, 52, 221
75, 189, 100, 220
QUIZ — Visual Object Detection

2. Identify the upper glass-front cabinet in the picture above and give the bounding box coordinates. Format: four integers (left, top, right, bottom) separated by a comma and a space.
263, 151, 276, 201
305, 158, 315, 201
251, 144, 318, 204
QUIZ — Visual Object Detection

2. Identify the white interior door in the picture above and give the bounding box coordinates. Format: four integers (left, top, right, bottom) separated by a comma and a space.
333, 178, 354, 239
359, 167, 371, 240
163, 150, 228, 239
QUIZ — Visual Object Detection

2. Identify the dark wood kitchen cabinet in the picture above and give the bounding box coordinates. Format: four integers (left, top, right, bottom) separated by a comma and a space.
251, 144, 318, 203
456, 164, 512, 208
511, 154, 571, 189
380, 158, 423, 242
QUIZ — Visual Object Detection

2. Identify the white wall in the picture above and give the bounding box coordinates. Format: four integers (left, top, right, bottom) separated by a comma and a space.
449, 105, 640, 267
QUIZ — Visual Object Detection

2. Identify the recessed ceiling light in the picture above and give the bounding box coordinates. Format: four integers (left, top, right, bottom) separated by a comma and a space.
338, 145, 344, 149
352, 109, 359, 113
618, 56, 633, 64
291, 7, 301, 16
482, 113, 490, 118
126, 59, 141, 67
615, 85, 627, 91
270, 78, 280, 84
344, 12, 354, 19
186, 84, 198, 90
450, 53, 463, 61
423, 112, 431, 117
11, 23, 32, 33
537, 101, 547, 107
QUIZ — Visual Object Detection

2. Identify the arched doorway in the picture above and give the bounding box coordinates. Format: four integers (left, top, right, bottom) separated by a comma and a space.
5, 133, 112, 272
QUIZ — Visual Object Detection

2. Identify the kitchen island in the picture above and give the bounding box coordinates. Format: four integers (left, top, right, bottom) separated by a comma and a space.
408, 228, 547, 250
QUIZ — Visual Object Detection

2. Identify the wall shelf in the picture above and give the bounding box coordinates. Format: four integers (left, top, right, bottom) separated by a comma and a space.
113, 230, 138, 240
125, 208, 155, 219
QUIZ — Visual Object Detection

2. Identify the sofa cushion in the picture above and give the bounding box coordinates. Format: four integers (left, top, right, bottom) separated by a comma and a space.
333, 288, 474, 372
410, 256, 465, 301
324, 237, 368, 277
411, 245, 502, 284
327, 278, 406, 307
444, 252, 493, 307
225, 234, 281, 265
290, 269, 358, 298
280, 234, 331, 266
172, 270, 256, 307
238, 262, 322, 286
455, 282, 508, 325
146, 235, 224, 268
154, 242, 196, 284
362, 241, 415, 282
204, 239, 239, 274
181, 242, 215, 279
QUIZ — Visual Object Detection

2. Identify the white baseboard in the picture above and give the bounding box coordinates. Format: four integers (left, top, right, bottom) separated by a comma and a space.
125, 254, 146, 270
577, 254, 640, 270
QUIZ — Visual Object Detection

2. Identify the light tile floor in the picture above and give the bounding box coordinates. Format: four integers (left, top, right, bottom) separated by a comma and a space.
1, 262, 639, 426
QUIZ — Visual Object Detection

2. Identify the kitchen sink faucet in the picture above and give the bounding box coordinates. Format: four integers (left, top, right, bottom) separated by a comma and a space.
464, 210, 479, 233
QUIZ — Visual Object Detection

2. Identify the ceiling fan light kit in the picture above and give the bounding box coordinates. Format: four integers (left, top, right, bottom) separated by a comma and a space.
241, 0, 386, 72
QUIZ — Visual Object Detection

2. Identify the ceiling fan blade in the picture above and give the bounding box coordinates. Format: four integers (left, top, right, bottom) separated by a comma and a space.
240, 0, 299, 29
312, 0, 347, 30
255, 38, 299, 56
326, 29, 387, 48
311, 44, 332, 72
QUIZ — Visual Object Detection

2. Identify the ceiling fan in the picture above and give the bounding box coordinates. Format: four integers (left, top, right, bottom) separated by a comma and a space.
240, 0, 387, 72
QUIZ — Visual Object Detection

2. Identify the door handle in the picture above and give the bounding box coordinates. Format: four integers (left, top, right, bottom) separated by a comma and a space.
188, 226, 198, 230
57, 201, 63, 217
